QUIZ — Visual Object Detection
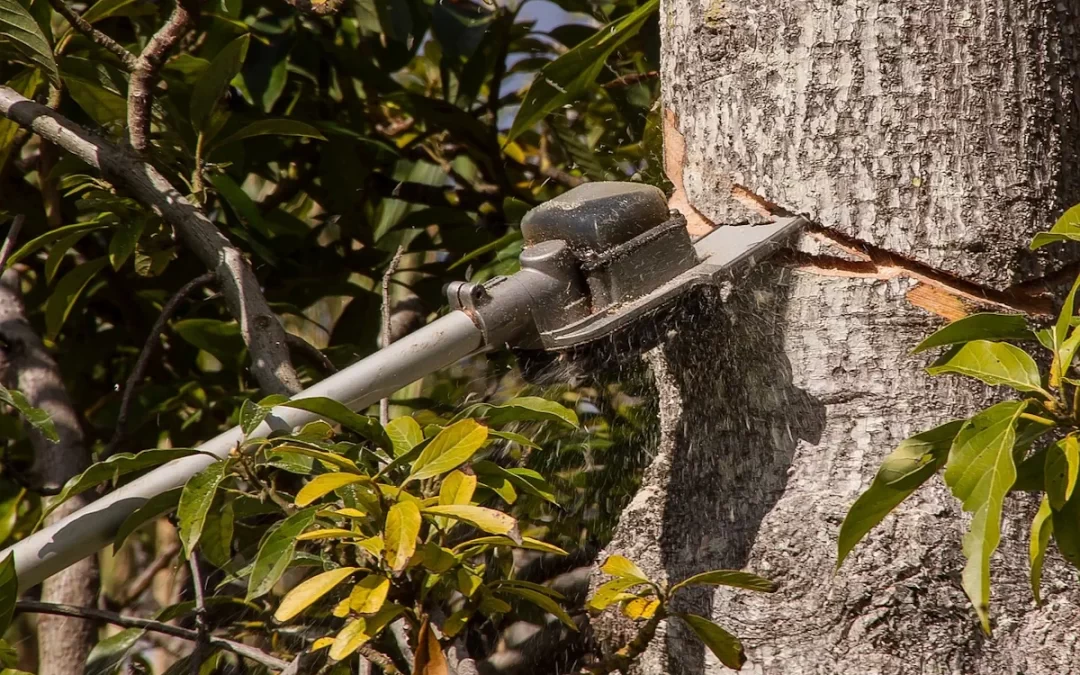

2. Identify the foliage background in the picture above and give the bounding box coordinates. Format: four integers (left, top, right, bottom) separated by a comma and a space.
0, 0, 664, 671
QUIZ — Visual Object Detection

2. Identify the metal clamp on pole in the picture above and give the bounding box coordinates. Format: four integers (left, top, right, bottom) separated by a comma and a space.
2, 181, 803, 590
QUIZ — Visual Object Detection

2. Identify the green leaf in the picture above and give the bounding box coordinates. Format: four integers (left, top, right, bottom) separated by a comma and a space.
80, 0, 140, 24
670, 570, 777, 594
45, 231, 87, 284
587, 578, 644, 611
239, 399, 267, 436
0, 69, 41, 173
48, 448, 198, 515
63, 73, 126, 125
113, 488, 182, 551
0, 555, 16, 635
172, 319, 246, 368
108, 220, 144, 270
85, 628, 143, 675
201, 497, 234, 570
913, 313, 1034, 353
452, 535, 567, 557
294, 473, 370, 507
926, 340, 1045, 394
488, 429, 541, 450
279, 398, 390, 449
409, 419, 488, 481
943, 400, 1026, 633
506, 0, 658, 142
178, 460, 229, 555
0, 385, 57, 442
481, 396, 579, 428
190, 34, 250, 133
1045, 435, 1080, 510
384, 500, 421, 572
385, 416, 423, 457
1029, 495, 1053, 605
213, 119, 326, 151
675, 613, 745, 670
423, 504, 515, 535
247, 507, 317, 601
45, 257, 108, 339
837, 420, 965, 567
270, 445, 361, 474
0, 0, 59, 86
274, 567, 359, 622
600, 555, 649, 584
498, 585, 576, 630
1031, 203, 1080, 250
5, 221, 107, 268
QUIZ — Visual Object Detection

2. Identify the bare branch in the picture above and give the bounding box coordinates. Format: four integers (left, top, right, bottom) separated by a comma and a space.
281, 0, 345, 13
188, 554, 210, 675
380, 246, 406, 425
112, 541, 182, 609
602, 70, 659, 89
0, 86, 302, 395
0, 215, 24, 271
15, 600, 291, 672
285, 333, 338, 375
0, 268, 98, 673
48, 0, 138, 71
128, 0, 200, 152
107, 271, 216, 455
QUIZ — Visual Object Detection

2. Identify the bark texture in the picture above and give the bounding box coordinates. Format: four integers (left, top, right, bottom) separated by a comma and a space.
598, 1, 1080, 673
0, 270, 97, 675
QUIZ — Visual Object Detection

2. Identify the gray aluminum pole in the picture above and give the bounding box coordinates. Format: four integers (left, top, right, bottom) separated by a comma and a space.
5, 310, 485, 590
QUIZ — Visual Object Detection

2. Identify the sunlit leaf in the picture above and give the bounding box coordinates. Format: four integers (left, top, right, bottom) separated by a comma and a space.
384, 500, 421, 572
0, 555, 15, 635
1030, 495, 1053, 605
622, 597, 660, 620
422, 504, 515, 535
274, 567, 359, 622
385, 416, 423, 457
587, 578, 645, 612
410, 419, 488, 481
295, 473, 370, 507
328, 605, 404, 661
49, 448, 199, 516
280, 398, 390, 449
85, 628, 143, 675
480, 396, 579, 428
0, 385, 57, 443
178, 460, 229, 555
675, 613, 744, 670
1045, 435, 1080, 510
837, 420, 964, 567
913, 313, 1034, 353
943, 400, 1026, 633
600, 555, 649, 584
452, 535, 566, 556
348, 574, 390, 614
926, 340, 1045, 394
439, 470, 476, 506
1031, 204, 1080, 250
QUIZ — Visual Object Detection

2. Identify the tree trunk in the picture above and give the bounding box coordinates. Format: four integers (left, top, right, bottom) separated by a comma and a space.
0, 271, 98, 675
598, 1, 1080, 673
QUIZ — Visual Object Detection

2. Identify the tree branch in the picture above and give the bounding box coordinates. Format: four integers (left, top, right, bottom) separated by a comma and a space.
0, 86, 301, 395
188, 554, 210, 675
127, 0, 200, 152
107, 271, 216, 455
48, 0, 139, 71
285, 333, 338, 375
380, 245, 405, 426
0, 215, 24, 271
280, 0, 345, 14
15, 600, 291, 671
112, 541, 182, 609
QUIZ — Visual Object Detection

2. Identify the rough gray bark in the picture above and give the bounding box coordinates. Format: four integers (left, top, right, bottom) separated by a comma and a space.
0, 270, 97, 675
598, 1, 1080, 673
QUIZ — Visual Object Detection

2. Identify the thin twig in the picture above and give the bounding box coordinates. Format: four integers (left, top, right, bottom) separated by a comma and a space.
188, 554, 209, 675
580, 609, 664, 675
380, 246, 406, 426
48, 0, 138, 71
0, 87, 301, 395
16, 600, 291, 671
285, 333, 338, 375
358, 645, 402, 674
0, 215, 24, 270
106, 271, 216, 456
113, 541, 182, 609
127, 0, 200, 152
602, 71, 659, 89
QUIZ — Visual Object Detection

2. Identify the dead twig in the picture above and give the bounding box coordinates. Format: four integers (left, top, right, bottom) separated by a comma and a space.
16, 600, 291, 671
0, 215, 24, 271
107, 271, 216, 456
380, 246, 406, 426
48, 0, 138, 71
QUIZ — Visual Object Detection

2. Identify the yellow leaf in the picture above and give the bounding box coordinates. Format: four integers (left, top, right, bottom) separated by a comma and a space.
296, 528, 357, 541
439, 471, 477, 506
329, 605, 403, 661
622, 597, 660, 620
312, 637, 335, 650
385, 500, 421, 572
332, 596, 350, 618
413, 618, 449, 675
327, 508, 367, 518
386, 416, 424, 457
601, 555, 650, 583
456, 568, 482, 598
422, 505, 515, 535
295, 473, 369, 507
355, 535, 384, 559
349, 575, 390, 614
410, 420, 488, 481
274, 567, 359, 622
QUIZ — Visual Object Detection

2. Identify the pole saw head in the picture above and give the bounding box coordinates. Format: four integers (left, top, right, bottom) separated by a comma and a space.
446, 182, 804, 352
